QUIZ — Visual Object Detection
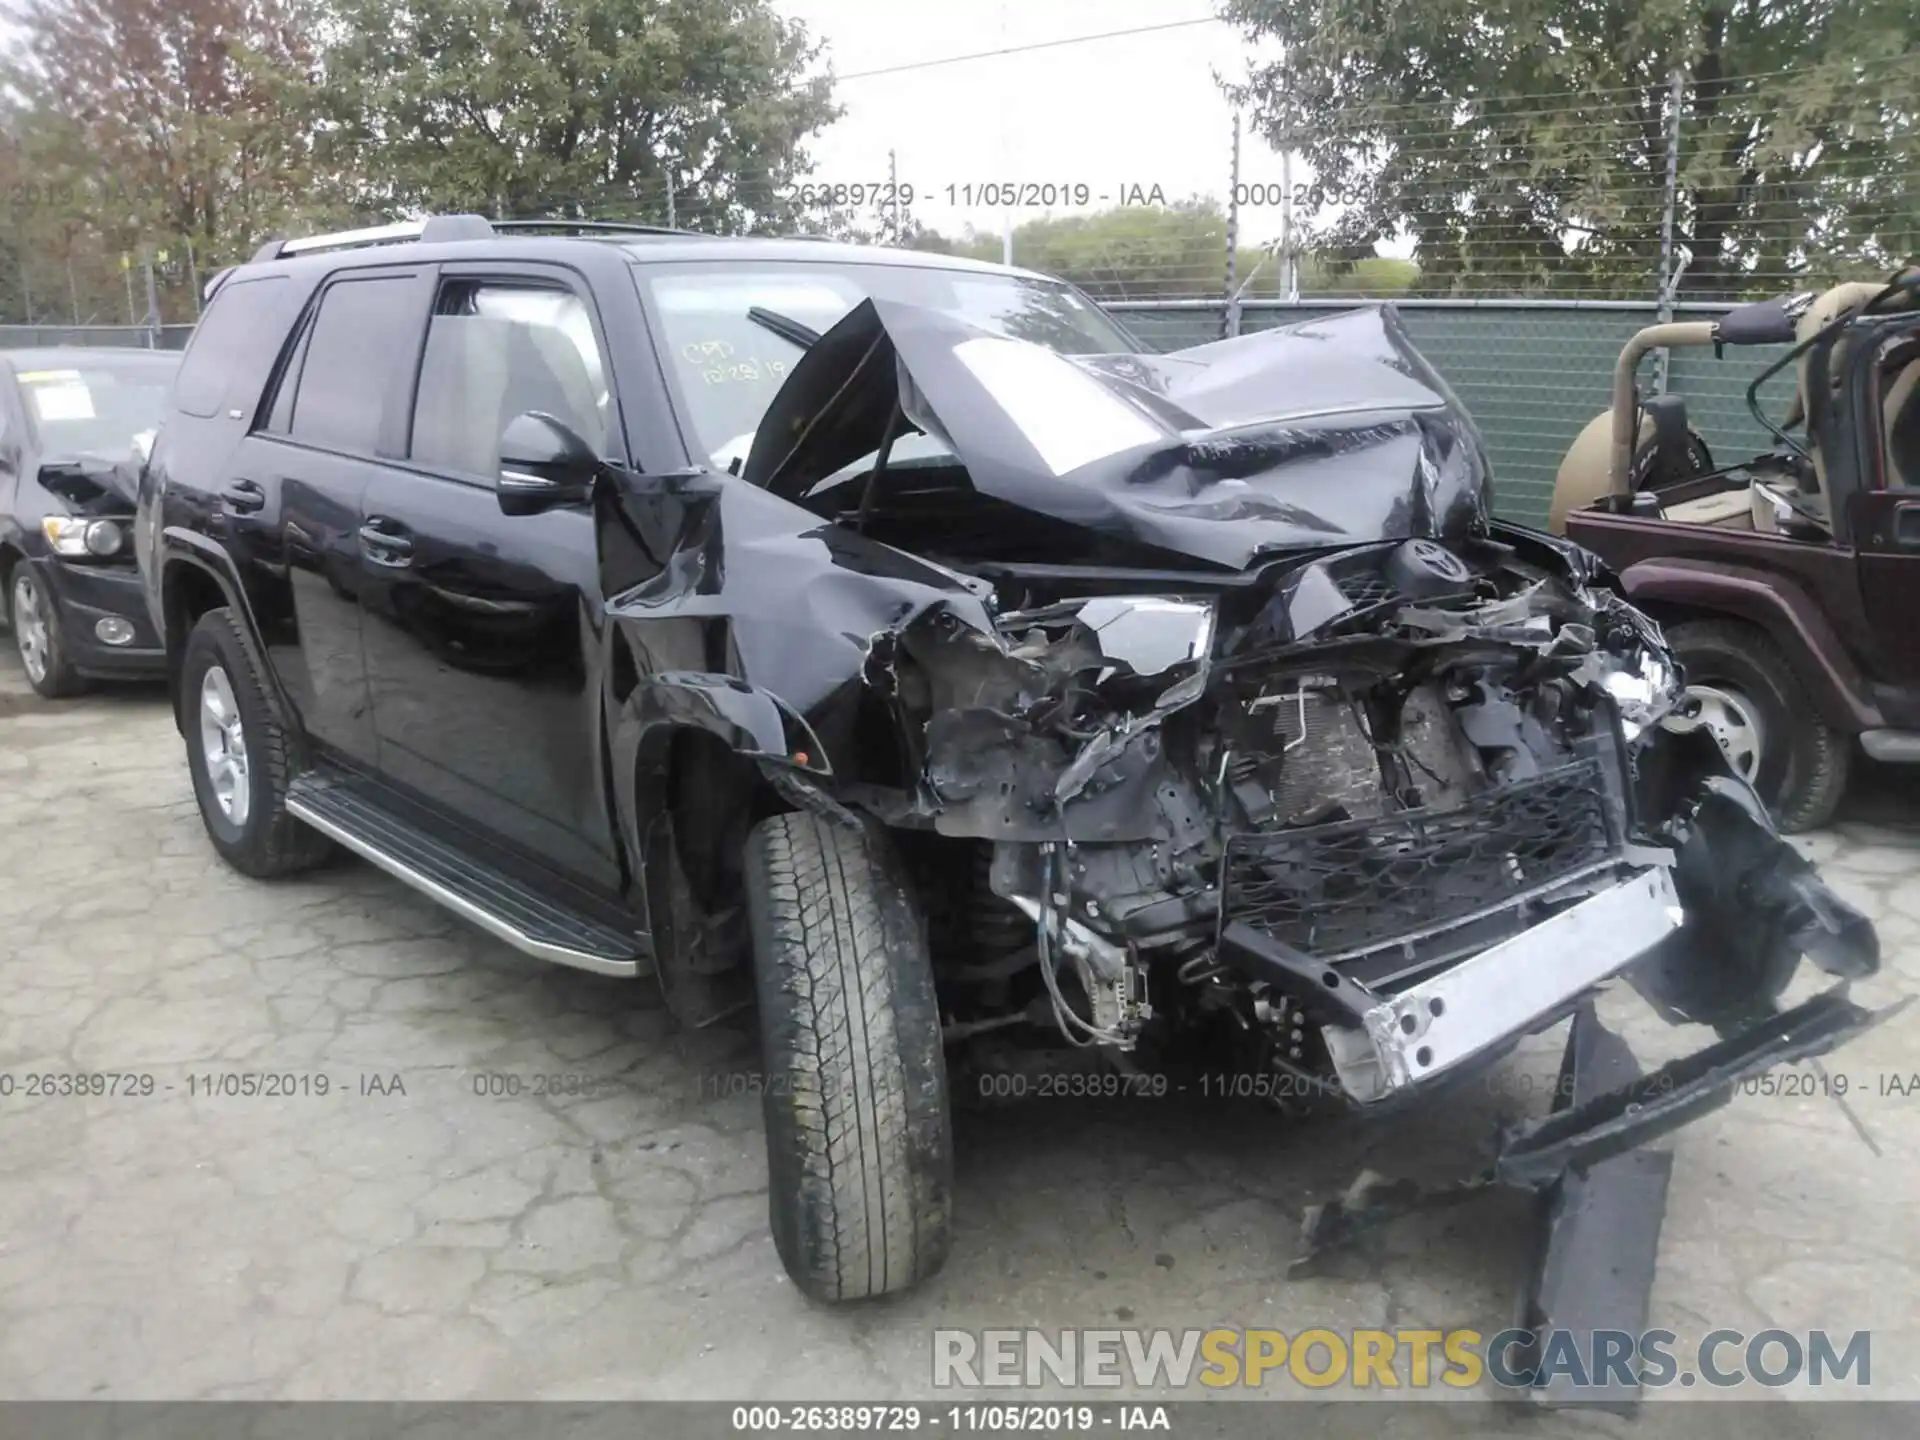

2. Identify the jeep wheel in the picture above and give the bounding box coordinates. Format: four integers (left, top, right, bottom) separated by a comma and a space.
743, 810, 952, 1302
1666, 618, 1851, 833
181, 608, 332, 877
8, 562, 86, 698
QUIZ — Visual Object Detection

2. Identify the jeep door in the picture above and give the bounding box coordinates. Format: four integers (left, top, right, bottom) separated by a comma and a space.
354, 265, 622, 892
226, 266, 436, 765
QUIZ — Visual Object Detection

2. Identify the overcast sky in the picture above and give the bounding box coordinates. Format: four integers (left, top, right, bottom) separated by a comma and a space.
773, 0, 1294, 244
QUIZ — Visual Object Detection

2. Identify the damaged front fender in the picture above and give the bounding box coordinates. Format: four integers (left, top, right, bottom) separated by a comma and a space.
889, 593, 1219, 842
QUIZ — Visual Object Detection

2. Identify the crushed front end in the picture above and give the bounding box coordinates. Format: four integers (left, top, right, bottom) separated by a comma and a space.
879, 526, 1884, 1151
725, 293, 1886, 1161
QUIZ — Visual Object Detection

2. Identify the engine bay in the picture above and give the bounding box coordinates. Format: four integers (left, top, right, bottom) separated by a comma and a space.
867, 527, 1693, 1103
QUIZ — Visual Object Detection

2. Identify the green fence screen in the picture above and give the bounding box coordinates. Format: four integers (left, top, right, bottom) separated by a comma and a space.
1106, 300, 1796, 528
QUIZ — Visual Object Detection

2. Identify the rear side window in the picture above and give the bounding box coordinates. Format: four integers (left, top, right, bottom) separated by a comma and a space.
174, 276, 296, 419
287, 275, 417, 455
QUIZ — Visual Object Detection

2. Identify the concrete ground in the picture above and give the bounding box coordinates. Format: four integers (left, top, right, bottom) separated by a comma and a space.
1, 649, 1917, 1414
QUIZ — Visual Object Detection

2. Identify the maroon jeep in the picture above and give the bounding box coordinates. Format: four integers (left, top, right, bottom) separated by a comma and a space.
1550, 269, 1920, 830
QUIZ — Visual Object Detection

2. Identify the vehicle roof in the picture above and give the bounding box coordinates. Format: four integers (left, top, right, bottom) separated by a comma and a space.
1, 347, 182, 373
226, 232, 1056, 287
613, 235, 1050, 279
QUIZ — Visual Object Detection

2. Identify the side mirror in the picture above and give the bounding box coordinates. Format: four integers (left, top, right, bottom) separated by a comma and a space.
497, 411, 601, 516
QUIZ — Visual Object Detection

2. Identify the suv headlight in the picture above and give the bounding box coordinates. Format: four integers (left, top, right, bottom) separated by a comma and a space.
1071, 596, 1217, 679
1602, 647, 1681, 743
42, 516, 126, 558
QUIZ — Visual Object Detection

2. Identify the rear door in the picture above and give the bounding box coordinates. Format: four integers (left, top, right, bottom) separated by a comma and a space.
234, 266, 436, 765
355, 264, 623, 891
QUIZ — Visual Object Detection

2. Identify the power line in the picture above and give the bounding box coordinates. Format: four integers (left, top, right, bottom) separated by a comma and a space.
835, 17, 1224, 83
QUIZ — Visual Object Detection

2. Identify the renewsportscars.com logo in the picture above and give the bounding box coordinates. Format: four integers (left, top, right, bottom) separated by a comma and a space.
932, 1327, 1872, 1392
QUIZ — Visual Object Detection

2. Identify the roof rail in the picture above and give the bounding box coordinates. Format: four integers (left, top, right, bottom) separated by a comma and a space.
249, 214, 494, 264
489, 218, 712, 240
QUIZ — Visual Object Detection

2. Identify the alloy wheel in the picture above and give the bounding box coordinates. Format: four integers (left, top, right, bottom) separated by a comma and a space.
1670, 682, 1766, 781
11, 571, 51, 685
198, 664, 252, 826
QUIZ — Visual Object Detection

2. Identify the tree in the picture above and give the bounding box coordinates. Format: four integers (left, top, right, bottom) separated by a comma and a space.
940, 200, 1230, 300
1, 0, 329, 322
314, 0, 840, 231
923, 200, 1419, 302
1222, 0, 1920, 299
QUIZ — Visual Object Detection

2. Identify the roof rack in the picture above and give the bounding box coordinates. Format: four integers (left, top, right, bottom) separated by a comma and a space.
250, 215, 493, 263
489, 218, 712, 239
249, 213, 715, 264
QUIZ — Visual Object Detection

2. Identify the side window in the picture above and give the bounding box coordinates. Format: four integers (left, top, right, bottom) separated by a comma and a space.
409, 282, 611, 478
174, 276, 295, 419
286, 275, 419, 456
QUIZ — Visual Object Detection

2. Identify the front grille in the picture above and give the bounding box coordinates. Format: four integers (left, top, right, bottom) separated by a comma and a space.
1220, 759, 1617, 965
1335, 570, 1396, 609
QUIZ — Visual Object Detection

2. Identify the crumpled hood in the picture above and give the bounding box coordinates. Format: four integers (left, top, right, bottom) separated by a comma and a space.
37, 453, 143, 511
743, 299, 1494, 570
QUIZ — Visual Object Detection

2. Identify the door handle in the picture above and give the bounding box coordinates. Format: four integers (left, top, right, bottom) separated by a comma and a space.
1893, 502, 1920, 549
223, 480, 266, 514
358, 517, 414, 565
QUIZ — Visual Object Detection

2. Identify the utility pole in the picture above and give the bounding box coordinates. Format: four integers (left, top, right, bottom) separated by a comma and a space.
142, 244, 163, 346
888, 149, 901, 245
1279, 138, 1297, 301
667, 172, 677, 230
1224, 111, 1242, 337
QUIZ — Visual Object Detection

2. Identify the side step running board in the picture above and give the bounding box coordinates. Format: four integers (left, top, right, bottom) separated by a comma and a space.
286, 772, 649, 979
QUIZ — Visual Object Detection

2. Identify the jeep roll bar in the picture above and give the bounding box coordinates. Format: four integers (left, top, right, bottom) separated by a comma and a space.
1608, 322, 1717, 488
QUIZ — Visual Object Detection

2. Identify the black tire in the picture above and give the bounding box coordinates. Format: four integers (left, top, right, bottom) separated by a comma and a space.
180, 607, 332, 878
7, 558, 88, 699
1668, 618, 1851, 833
743, 810, 952, 1302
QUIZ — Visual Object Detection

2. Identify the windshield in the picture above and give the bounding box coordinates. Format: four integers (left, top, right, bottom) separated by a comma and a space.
15, 360, 176, 459
635, 261, 1135, 468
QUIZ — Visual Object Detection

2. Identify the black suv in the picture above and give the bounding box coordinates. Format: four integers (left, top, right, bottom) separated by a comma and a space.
141, 216, 1888, 1305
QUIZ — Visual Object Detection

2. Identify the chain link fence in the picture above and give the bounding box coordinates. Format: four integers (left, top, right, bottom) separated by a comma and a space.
0, 323, 194, 350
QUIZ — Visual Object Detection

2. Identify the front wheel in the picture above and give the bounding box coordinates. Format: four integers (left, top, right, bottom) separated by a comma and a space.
8, 561, 86, 698
1664, 619, 1851, 833
743, 811, 952, 1302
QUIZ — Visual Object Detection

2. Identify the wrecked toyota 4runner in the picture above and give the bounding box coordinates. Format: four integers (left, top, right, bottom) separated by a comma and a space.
147, 227, 1889, 1320
718, 296, 1887, 1303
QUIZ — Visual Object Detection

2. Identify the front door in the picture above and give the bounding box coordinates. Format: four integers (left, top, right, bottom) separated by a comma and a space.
356, 270, 623, 891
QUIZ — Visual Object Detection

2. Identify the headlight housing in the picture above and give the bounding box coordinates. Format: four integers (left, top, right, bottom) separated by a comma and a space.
42, 516, 126, 558
1071, 596, 1217, 680
1601, 647, 1682, 743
